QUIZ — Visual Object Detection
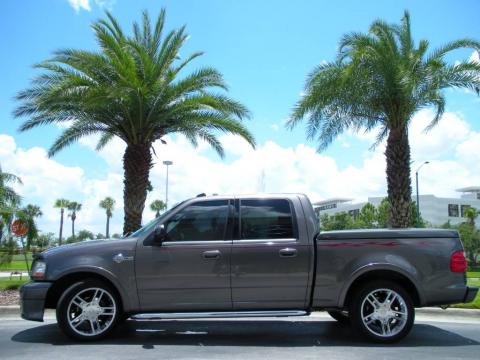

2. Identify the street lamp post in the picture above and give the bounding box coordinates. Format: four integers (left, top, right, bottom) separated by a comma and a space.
415, 161, 429, 227
163, 160, 173, 208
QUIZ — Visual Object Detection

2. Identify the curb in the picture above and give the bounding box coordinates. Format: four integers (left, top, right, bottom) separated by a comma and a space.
0, 306, 479, 319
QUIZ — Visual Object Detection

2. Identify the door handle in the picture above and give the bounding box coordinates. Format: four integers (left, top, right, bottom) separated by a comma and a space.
202, 250, 221, 259
279, 248, 297, 257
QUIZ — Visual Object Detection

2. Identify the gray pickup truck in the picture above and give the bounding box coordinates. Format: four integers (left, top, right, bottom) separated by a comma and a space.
21, 193, 477, 343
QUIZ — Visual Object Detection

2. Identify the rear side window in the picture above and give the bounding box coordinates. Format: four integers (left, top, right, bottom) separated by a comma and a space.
240, 199, 295, 239
165, 200, 229, 241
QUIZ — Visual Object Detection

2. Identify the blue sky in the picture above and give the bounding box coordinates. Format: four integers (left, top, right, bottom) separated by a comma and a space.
1, 0, 479, 235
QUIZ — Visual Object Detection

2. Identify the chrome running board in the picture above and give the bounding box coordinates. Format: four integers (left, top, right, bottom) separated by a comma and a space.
131, 310, 307, 320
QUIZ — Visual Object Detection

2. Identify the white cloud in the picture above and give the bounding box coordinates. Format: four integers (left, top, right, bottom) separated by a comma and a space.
68, 0, 116, 13
1, 108, 479, 236
68, 0, 91, 12
470, 51, 479, 64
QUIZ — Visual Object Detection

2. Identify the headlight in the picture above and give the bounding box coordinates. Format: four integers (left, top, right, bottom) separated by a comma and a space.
31, 260, 46, 279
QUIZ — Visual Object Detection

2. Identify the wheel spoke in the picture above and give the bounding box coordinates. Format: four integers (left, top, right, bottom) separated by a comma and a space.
385, 321, 391, 335
99, 307, 115, 316
380, 321, 386, 335
72, 296, 86, 308
72, 316, 85, 328
89, 320, 96, 334
367, 294, 380, 309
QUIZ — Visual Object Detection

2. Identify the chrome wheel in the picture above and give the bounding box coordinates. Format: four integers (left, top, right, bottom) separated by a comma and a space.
360, 288, 408, 338
67, 287, 117, 337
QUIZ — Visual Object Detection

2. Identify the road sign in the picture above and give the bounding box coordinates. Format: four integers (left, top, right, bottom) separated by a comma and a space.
11, 219, 29, 237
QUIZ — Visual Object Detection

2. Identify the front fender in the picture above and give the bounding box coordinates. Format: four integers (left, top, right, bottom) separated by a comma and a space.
51, 265, 137, 312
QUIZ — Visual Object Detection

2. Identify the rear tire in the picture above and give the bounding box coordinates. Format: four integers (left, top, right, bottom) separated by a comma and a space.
327, 310, 350, 325
56, 279, 121, 341
349, 280, 414, 343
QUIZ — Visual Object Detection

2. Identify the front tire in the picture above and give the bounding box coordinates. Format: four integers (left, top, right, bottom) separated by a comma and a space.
56, 279, 121, 341
349, 280, 414, 343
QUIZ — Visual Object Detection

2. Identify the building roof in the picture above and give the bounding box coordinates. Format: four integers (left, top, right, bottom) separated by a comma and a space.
456, 186, 480, 193
312, 198, 354, 206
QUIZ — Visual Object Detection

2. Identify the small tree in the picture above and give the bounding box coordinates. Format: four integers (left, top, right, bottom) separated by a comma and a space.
460, 208, 480, 264
76, 229, 95, 242
320, 212, 354, 231
67, 202, 82, 240
54, 199, 70, 245
99, 197, 115, 238
150, 199, 167, 218
34, 232, 55, 250
19, 204, 43, 250
355, 203, 378, 228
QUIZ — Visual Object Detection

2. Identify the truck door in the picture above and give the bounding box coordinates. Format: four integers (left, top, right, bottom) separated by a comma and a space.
135, 199, 233, 311
231, 198, 311, 309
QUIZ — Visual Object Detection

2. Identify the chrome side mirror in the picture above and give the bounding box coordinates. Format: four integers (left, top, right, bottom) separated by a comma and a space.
153, 224, 167, 245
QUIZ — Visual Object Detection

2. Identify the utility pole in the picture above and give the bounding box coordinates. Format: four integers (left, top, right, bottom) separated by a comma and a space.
163, 160, 173, 208
415, 161, 429, 227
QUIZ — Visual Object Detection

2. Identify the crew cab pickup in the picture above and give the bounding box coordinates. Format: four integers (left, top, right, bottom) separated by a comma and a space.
21, 193, 478, 343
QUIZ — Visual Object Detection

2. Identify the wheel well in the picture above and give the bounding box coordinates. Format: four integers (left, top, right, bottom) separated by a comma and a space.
45, 272, 123, 310
343, 270, 421, 307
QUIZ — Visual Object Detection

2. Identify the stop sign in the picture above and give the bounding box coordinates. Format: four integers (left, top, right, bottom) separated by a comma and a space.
11, 219, 29, 237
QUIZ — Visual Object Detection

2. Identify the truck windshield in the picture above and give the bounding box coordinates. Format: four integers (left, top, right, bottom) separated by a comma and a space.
127, 200, 186, 238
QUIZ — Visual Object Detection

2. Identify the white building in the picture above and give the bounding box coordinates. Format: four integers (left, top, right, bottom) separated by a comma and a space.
313, 186, 480, 227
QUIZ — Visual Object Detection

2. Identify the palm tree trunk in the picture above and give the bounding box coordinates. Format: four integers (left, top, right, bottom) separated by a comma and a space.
72, 212, 75, 239
59, 208, 64, 245
106, 215, 110, 238
385, 126, 412, 228
123, 143, 152, 235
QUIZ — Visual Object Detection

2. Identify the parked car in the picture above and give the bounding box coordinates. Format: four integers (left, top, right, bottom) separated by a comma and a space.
21, 193, 478, 343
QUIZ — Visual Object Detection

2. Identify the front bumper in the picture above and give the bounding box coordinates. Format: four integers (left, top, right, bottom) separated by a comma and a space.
464, 286, 479, 303
19, 282, 52, 322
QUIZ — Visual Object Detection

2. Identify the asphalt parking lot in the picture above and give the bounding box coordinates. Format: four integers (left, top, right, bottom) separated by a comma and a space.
1, 313, 480, 360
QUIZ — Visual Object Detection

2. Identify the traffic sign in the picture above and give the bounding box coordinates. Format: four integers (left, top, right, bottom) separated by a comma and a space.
11, 219, 29, 237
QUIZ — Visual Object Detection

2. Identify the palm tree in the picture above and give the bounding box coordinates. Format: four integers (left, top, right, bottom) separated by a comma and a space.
150, 199, 166, 218
67, 202, 82, 239
288, 11, 480, 227
54, 199, 70, 245
0, 166, 22, 266
0, 165, 22, 209
99, 197, 115, 238
14, 9, 255, 235
464, 207, 478, 227
19, 204, 43, 249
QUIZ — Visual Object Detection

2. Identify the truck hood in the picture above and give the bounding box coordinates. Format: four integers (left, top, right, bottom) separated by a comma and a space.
40, 237, 138, 259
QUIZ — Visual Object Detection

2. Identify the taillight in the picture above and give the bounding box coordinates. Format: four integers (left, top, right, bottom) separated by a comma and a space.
450, 251, 467, 272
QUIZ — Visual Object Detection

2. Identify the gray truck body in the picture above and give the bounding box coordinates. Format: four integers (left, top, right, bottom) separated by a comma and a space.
20, 193, 478, 322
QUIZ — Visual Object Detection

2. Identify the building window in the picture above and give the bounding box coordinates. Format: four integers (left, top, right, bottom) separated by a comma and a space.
477, 193, 480, 200
318, 203, 337, 211
448, 204, 459, 217
461, 205, 471, 218
348, 209, 360, 219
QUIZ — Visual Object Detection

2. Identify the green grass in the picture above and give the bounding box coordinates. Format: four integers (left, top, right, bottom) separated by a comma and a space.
0, 260, 32, 271
451, 278, 480, 309
467, 271, 480, 278
0, 278, 29, 291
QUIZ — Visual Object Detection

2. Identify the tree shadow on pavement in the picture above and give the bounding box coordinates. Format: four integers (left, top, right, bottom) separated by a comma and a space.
11, 319, 480, 348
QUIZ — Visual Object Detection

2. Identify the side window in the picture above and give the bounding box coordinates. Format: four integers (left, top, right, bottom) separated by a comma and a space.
448, 204, 459, 217
165, 200, 229, 241
240, 199, 295, 240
